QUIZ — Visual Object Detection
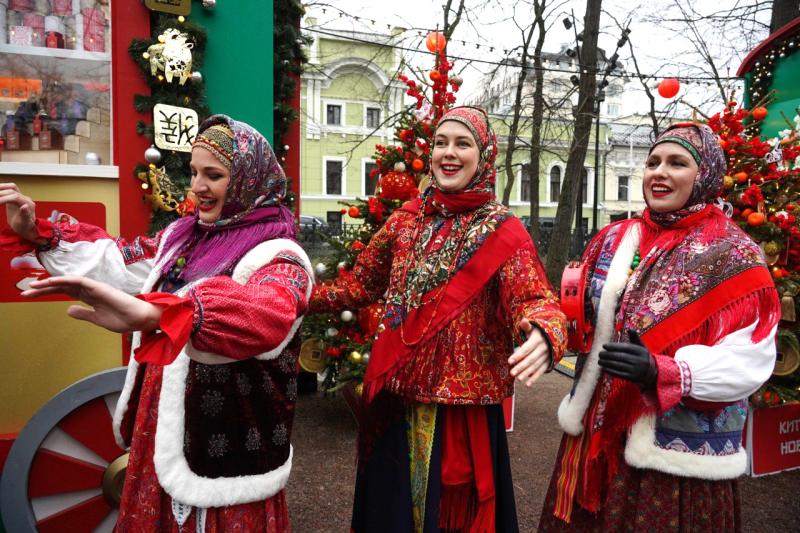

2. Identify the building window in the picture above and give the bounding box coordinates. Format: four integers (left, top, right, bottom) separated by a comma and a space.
581, 168, 588, 204
549, 166, 561, 203
325, 160, 343, 195
326, 104, 341, 125
618, 175, 629, 201
364, 161, 377, 195
607, 103, 620, 116
366, 107, 381, 129
520, 164, 532, 202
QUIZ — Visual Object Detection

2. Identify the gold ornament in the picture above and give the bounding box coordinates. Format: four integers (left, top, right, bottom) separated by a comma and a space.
348, 350, 363, 363
354, 382, 364, 396
299, 338, 327, 373
781, 295, 796, 322
774, 337, 800, 376
142, 165, 183, 212
146, 28, 194, 85
723, 175, 734, 189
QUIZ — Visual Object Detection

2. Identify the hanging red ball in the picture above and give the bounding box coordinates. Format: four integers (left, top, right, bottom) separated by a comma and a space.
425, 31, 446, 53
411, 158, 425, 172
348, 206, 361, 218
379, 171, 418, 201
657, 78, 680, 98
429, 69, 441, 81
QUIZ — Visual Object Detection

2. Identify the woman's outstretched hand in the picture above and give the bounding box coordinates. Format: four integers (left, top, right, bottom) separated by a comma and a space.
508, 318, 551, 387
0, 183, 39, 242
22, 275, 162, 333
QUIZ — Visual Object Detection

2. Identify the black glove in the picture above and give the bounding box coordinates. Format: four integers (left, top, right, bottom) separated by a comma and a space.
598, 329, 658, 389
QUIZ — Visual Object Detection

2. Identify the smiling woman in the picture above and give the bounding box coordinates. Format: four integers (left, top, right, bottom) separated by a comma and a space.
1, 115, 313, 532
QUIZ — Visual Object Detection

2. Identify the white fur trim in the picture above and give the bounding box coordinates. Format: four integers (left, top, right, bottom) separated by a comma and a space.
154, 351, 293, 506
232, 238, 313, 361
558, 223, 642, 436
112, 224, 177, 449
624, 415, 748, 479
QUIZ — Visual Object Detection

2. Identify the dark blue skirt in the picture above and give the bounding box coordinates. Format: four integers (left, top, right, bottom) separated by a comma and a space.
351, 402, 519, 533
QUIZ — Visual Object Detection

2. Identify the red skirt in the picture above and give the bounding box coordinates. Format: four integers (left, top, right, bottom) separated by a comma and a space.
115, 364, 291, 532
537, 434, 741, 533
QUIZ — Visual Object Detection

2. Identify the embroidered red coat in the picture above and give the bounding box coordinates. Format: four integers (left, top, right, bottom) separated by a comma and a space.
311, 207, 567, 405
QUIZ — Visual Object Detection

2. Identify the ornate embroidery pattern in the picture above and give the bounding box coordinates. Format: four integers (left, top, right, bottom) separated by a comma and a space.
272, 424, 288, 446
200, 390, 224, 416
236, 373, 252, 395
207, 433, 229, 458
245, 427, 263, 451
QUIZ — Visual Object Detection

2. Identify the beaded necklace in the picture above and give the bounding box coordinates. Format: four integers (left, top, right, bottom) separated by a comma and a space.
398, 196, 485, 347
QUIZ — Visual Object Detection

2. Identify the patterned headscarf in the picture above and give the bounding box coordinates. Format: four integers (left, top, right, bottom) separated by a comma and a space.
197, 114, 288, 227
646, 123, 726, 226
158, 114, 295, 282
432, 106, 497, 196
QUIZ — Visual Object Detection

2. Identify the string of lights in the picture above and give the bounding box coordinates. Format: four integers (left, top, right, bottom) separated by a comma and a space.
303, 24, 743, 84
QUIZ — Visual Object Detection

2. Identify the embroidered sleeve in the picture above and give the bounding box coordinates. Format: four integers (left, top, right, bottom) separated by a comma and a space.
498, 242, 567, 366
34, 217, 161, 295
190, 254, 311, 358
673, 319, 777, 402
309, 215, 396, 313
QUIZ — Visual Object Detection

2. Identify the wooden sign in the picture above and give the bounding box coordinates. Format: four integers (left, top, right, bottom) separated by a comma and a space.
153, 103, 198, 153
144, 0, 191, 16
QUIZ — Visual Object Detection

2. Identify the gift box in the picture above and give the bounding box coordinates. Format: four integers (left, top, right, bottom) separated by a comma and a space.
82, 7, 105, 52
8, 25, 32, 46
21, 12, 43, 46
8, 0, 33, 12
51, 0, 72, 16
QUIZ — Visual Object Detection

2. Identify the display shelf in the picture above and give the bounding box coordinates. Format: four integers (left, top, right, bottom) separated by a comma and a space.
0, 44, 110, 62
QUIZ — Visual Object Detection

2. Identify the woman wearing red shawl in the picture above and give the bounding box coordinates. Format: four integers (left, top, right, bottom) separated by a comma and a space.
538, 123, 780, 532
310, 106, 567, 532
0, 115, 313, 531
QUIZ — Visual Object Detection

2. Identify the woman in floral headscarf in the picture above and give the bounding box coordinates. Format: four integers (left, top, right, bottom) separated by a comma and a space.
1, 115, 313, 531
311, 106, 567, 532
538, 123, 780, 532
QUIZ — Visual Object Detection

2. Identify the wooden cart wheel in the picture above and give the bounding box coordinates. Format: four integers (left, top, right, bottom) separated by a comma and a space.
1, 368, 128, 533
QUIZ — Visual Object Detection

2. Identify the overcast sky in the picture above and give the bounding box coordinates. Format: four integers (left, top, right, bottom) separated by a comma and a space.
303, 0, 772, 118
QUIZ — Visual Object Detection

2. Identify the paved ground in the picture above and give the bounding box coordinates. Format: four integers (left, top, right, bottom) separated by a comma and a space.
286, 371, 800, 532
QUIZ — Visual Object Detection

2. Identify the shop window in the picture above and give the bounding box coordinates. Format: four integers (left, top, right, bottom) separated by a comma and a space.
0, 1, 112, 166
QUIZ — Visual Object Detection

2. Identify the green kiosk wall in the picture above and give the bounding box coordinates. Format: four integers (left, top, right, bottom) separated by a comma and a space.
194, 0, 274, 143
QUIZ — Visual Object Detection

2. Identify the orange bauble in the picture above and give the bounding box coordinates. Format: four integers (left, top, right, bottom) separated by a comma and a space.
429, 69, 441, 81
734, 171, 749, 183
348, 206, 361, 217
657, 78, 680, 98
411, 158, 425, 172
379, 171, 418, 201
752, 106, 768, 121
425, 31, 446, 53
740, 208, 754, 218
747, 212, 766, 226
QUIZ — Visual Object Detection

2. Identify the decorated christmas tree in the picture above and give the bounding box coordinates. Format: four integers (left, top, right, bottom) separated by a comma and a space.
301, 34, 462, 393
709, 101, 800, 405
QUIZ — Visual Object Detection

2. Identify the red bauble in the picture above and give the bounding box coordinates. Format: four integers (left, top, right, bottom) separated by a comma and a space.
379, 171, 418, 201
429, 69, 441, 81
411, 158, 425, 172
348, 206, 361, 217
425, 31, 446, 53
657, 78, 680, 98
